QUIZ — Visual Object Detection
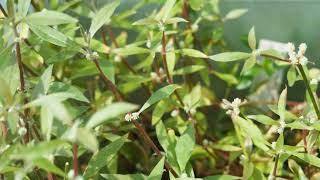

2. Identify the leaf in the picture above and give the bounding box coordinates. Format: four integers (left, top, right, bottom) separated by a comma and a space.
33, 158, 65, 176
31, 65, 53, 100
156, 120, 170, 151
234, 116, 270, 151
189, 0, 204, 11
165, 17, 187, 24
89, 0, 120, 37
241, 56, 256, 75
204, 175, 241, 180
247, 115, 279, 125
278, 87, 287, 121
173, 65, 206, 75
17, 0, 31, 18
132, 18, 158, 26
179, 49, 208, 58
86, 102, 138, 129
211, 144, 242, 152
84, 136, 127, 178
148, 157, 165, 180
101, 174, 147, 180
248, 27, 256, 50
152, 100, 171, 125
25, 10, 77, 25
75, 37, 110, 54
49, 82, 89, 103
175, 124, 195, 172
211, 71, 238, 85
288, 159, 308, 180
209, 52, 251, 62
113, 46, 150, 56
28, 24, 74, 47
291, 152, 320, 168
40, 106, 53, 140
287, 66, 297, 87
76, 128, 98, 152
224, 9, 248, 21
275, 133, 284, 151
155, 0, 176, 22
286, 121, 312, 130
138, 84, 180, 114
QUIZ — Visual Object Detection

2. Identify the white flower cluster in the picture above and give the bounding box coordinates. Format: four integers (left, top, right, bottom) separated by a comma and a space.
125, 112, 139, 122
221, 98, 246, 117
150, 68, 164, 83
287, 42, 308, 65
277, 120, 286, 134
85, 51, 99, 61
170, 109, 180, 117
310, 78, 320, 85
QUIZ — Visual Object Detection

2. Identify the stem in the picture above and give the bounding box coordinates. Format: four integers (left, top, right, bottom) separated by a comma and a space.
0, 4, 8, 17
131, 120, 178, 177
297, 64, 320, 119
72, 144, 79, 178
272, 154, 279, 179
161, 31, 174, 84
92, 58, 124, 101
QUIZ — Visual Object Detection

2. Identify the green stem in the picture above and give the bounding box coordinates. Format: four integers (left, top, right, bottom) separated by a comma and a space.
271, 154, 279, 179
297, 64, 320, 119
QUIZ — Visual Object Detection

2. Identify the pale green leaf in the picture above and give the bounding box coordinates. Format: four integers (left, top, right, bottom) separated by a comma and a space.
247, 115, 279, 126
138, 84, 180, 114
179, 49, 208, 58
113, 46, 150, 56
224, 9, 248, 21
209, 52, 251, 62
31, 65, 53, 100
25, 10, 77, 25
173, 65, 205, 75
278, 88, 287, 121
156, 120, 170, 151
49, 82, 89, 103
84, 136, 127, 178
33, 158, 65, 176
17, 0, 31, 18
148, 157, 165, 180
291, 152, 320, 168
89, 0, 120, 37
248, 26, 256, 50
155, 0, 176, 22
77, 128, 98, 152
86, 102, 138, 129
165, 17, 187, 24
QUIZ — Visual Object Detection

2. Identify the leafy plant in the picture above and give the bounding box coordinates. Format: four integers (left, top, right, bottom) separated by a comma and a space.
0, 0, 319, 179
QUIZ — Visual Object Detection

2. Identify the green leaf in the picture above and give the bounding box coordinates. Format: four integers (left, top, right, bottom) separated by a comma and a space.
248, 27, 256, 50
211, 71, 238, 85
17, 0, 31, 18
25, 10, 77, 25
152, 100, 171, 125
204, 175, 241, 180
156, 120, 170, 151
40, 106, 53, 140
31, 65, 53, 100
86, 102, 138, 129
75, 37, 110, 54
287, 66, 297, 87
89, 0, 120, 37
247, 115, 279, 125
275, 133, 284, 151
33, 158, 65, 176
132, 18, 158, 26
13, 140, 68, 160
224, 9, 248, 21
209, 52, 251, 62
278, 88, 287, 121
241, 56, 256, 75
179, 49, 208, 58
288, 159, 308, 180
234, 116, 269, 151
189, 0, 204, 11
148, 157, 165, 180
113, 46, 150, 56
175, 124, 195, 172
286, 121, 312, 130
155, 0, 176, 22
49, 82, 89, 103
211, 144, 242, 152
291, 152, 320, 168
84, 136, 127, 178
173, 65, 205, 75
101, 174, 147, 180
138, 84, 180, 114
28, 24, 74, 47
76, 128, 98, 152
165, 17, 187, 24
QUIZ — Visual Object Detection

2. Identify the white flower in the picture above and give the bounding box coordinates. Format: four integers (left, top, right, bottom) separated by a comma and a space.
114, 55, 121, 63
18, 127, 27, 136
150, 72, 161, 82
271, 141, 276, 150
170, 109, 179, 117
67, 170, 75, 179
190, 108, 196, 115
221, 98, 246, 117
125, 112, 140, 122
191, 24, 199, 32
287, 42, 309, 65
277, 126, 284, 134
268, 175, 275, 180
146, 39, 151, 48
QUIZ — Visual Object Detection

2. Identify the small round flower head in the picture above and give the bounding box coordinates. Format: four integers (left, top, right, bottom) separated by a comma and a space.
268, 175, 275, 180
92, 51, 99, 59
271, 141, 276, 150
146, 39, 152, 48
85, 53, 91, 60
202, 139, 209, 146
170, 109, 180, 117
131, 112, 139, 120
125, 113, 132, 122
150, 72, 161, 82
287, 42, 295, 52
67, 169, 75, 179
277, 126, 284, 134
299, 56, 308, 65
190, 108, 196, 115
114, 55, 121, 63
221, 98, 246, 117
191, 24, 199, 32
159, 68, 164, 75
18, 127, 27, 136
298, 43, 307, 56
158, 22, 165, 32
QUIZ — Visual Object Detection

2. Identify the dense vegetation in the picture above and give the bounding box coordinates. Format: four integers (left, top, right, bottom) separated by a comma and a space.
1, 0, 320, 179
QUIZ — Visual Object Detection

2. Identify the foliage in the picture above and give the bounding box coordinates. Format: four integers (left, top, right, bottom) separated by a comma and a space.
0, 0, 320, 179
